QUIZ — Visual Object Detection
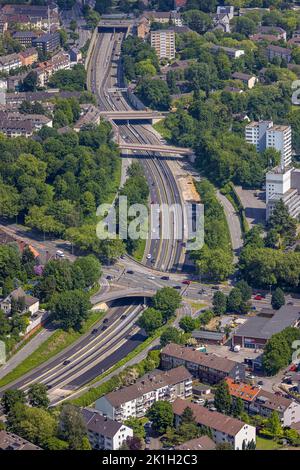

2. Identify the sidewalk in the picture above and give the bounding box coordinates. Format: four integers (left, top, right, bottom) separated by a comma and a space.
0, 327, 55, 380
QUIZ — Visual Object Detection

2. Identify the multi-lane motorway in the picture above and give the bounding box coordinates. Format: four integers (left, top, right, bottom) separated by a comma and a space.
0, 300, 146, 403
88, 30, 187, 272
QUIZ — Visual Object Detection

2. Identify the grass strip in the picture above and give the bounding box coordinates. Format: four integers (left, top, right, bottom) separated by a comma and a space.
0, 309, 105, 388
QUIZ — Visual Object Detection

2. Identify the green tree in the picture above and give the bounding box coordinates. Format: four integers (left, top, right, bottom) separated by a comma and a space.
264, 411, 283, 439
160, 327, 183, 347
214, 380, 232, 415
231, 397, 244, 418
137, 79, 171, 111
179, 316, 197, 333
212, 291, 227, 315
28, 383, 50, 409
235, 280, 252, 302
124, 417, 146, 440
50, 290, 91, 331
271, 288, 285, 310
138, 308, 163, 336
1, 389, 26, 414
146, 401, 174, 434
73, 255, 102, 288
59, 404, 89, 450
152, 287, 181, 321
9, 406, 56, 447
227, 288, 243, 313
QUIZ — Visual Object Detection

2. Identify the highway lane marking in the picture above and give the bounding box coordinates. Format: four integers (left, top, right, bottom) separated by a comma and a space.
17, 304, 134, 390
19, 306, 142, 391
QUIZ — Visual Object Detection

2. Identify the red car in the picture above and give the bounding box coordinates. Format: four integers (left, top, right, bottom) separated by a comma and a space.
182, 280, 191, 285
254, 295, 263, 300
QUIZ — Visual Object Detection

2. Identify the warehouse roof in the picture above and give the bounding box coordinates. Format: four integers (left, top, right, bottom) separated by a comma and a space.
233, 305, 300, 340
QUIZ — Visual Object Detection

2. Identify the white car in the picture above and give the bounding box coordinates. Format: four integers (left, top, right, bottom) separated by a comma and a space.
146, 254, 152, 259
56, 250, 64, 258
148, 276, 155, 280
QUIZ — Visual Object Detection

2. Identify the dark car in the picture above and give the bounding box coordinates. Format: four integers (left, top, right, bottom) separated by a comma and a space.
63, 360, 70, 366
46, 384, 52, 390
106, 275, 112, 280
257, 380, 264, 386
127, 270, 134, 274
174, 286, 181, 290
103, 318, 109, 323
102, 325, 108, 331
91, 328, 98, 334
211, 286, 220, 290
121, 314, 127, 320
161, 276, 170, 281
182, 280, 191, 285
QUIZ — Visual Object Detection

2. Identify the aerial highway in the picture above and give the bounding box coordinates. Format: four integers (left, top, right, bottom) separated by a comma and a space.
0, 300, 146, 403
88, 30, 187, 272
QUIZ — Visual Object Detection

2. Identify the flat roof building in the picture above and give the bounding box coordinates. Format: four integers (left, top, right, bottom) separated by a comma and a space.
232, 305, 300, 350
150, 29, 176, 60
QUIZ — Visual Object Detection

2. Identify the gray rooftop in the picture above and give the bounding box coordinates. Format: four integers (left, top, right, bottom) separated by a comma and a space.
192, 330, 225, 341
234, 305, 300, 340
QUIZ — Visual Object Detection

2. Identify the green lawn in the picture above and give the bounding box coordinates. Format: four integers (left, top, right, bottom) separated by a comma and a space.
153, 119, 172, 141
0, 309, 105, 388
256, 437, 282, 450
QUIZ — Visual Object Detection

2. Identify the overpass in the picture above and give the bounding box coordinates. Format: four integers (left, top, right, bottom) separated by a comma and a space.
98, 21, 132, 34
93, 289, 155, 304
118, 142, 194, 158
99, 110, 167, 124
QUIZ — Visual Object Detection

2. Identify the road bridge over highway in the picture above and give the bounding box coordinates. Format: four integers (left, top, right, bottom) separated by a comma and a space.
93, 289, 155, 305
118, 142, 194, 159
99, 110, 167, 124
98, 21, 132, 34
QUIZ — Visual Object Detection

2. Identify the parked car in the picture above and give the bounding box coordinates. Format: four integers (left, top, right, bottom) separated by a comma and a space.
127, 270, 134, 274
254, 295, 263, 300
103, 318, 109, 323
182, 280, 191, 285
91, 328, 98, 334
211, 286, 220, 290
174, 286, 181, 290
161, 276, 170, 280
121, 314, 127, 320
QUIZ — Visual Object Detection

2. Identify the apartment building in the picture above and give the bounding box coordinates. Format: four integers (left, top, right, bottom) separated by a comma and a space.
226, 379, 300, 427
232, 72, 257, 89
33, 31, 60, 54
82, 408, 133, 450
0, 4, 59, 31
145, 11, 182, 27
0, 120, 34, 137
161, 343, 245, 384
0, 53, 22, 73
13, 31, 41, 47
173, 399, 256, 450
211, 45, 245, 59
267, 44, 292, 63
95, 366, 192, 421
19, 48, 38, 67
0, 431, 41, 450
245, 121, 292, 168
150, 29, 176, 60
